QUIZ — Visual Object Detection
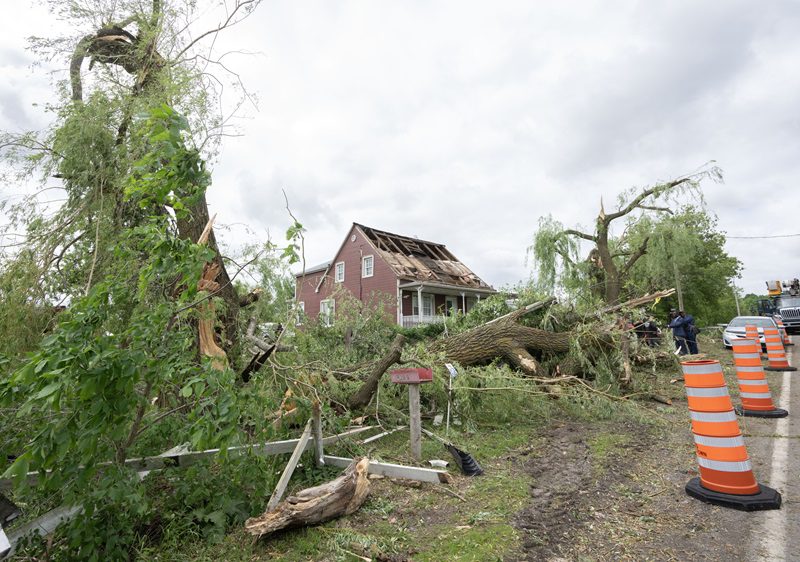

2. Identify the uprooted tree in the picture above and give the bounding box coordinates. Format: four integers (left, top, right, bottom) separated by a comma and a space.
345, 289, 676, 409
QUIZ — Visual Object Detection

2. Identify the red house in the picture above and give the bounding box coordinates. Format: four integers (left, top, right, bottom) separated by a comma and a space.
295, 223, 496, 327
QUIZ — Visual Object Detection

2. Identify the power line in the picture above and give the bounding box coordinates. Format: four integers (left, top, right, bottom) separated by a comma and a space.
727, 233, 800, 240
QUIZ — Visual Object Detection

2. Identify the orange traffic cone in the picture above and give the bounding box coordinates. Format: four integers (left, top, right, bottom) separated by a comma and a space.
731, 338, 788, 418
775, 317, 794, 347
745, 324, 765, 357
763, 327, 797, 372
682, 359, 781, 510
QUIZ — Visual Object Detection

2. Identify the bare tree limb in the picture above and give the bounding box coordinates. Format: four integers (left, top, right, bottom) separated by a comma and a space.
604, 178, 691, 222
619, 236, 650, 277
563, 229, 597, 242
172, 0, 259, 63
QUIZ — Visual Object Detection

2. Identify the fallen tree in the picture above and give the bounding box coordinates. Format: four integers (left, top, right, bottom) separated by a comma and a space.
343, 291, 676, 409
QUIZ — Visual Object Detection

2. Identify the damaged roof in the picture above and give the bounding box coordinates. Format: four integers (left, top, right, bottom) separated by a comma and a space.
355, 223, 494, 291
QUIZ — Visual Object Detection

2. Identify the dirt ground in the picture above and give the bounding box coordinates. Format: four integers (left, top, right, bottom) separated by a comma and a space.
510, 402, 772, 562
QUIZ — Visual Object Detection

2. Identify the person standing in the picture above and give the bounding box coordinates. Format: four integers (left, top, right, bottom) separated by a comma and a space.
680, 310, 699, 354
669, 310, 698, 354
669, 309, 688, 354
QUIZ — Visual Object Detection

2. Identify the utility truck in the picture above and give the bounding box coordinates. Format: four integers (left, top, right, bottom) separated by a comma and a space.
757, 279, 800, 333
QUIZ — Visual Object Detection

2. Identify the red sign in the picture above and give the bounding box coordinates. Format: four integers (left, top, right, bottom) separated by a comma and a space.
390, 368, 433, 384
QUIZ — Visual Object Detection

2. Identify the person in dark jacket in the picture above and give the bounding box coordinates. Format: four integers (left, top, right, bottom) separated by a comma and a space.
669, 310, 698, 354
681, 311, 699, 354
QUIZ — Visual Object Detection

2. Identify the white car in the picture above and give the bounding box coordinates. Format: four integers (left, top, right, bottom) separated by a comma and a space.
722, 316, 779, 349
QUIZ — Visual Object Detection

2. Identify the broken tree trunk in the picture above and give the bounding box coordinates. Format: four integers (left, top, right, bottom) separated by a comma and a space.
347, 334, 406, 409
433, 298, 567, 376
245, 457, 370, 537
432, 292, 670, 377
196, 217, 227, 371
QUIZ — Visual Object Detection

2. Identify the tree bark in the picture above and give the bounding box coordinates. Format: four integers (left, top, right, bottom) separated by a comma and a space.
434, 323, 570, 368
177, 200, 241, 353
245, 457, 370, 537
347, 334, 406, 410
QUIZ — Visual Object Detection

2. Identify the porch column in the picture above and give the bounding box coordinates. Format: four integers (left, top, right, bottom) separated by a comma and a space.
396, 280, 401, 325
417, 286, 423, 322
460, 292, 466, 313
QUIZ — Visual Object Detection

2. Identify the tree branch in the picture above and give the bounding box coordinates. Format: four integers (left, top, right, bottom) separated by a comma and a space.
620, 236, 649, 276
563, 229, 597, 243
637, 205, 674, 214
172, 0, 259, 63
604, 178, 691, 222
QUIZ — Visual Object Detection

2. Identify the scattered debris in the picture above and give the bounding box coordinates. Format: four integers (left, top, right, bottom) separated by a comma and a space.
421, 429, 484, 477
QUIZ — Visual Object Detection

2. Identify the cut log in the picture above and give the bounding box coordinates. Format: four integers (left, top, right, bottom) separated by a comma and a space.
245, 457, 370, 537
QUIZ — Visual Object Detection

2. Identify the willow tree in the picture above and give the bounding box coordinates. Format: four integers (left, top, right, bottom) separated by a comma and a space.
0, 1, 267, 557
0, 0, 262, 359
529, 167, 721, 305
624, 206, 742, 324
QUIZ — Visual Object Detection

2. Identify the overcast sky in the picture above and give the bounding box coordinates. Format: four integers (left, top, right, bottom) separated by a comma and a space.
1, 1, 799, 297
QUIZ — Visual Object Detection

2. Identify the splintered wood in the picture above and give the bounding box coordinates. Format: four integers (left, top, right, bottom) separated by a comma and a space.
196, 215, 227, 371
245, 457, 370, 538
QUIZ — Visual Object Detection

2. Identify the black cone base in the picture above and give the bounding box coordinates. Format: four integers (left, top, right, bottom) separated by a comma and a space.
765, 366, 798, 372
685, 477, 781, 511
734, 406, 789, 418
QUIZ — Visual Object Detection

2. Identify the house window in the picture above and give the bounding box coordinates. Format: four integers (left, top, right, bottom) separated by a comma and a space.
412, 294, 433, 317
422, 295, 433, 317
334, 262, 345, 283
362, 255, 374, 278
295, 301, 305, 326
320, 299, 335, 326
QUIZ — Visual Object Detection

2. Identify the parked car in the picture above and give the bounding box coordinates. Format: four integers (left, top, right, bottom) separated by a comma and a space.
722, 316, 779, 349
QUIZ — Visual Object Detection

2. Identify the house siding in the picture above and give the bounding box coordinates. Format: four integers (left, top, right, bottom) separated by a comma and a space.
295, 269, 330, 319
295, 225, 398, 322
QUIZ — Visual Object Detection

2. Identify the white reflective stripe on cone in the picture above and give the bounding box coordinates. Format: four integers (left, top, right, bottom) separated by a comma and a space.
737, 379, 769, 388
682, 364, 723, 375
689, 410, 738, 422
693, 435, 745, 447
685, 387, 729, 397
736, 366, 765, 373
741, 392, 774, 399
696, 457, 753, 472
733, 353, 762, 360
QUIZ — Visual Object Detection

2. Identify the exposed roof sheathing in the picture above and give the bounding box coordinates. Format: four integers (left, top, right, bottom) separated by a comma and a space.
355, 223, 493, 291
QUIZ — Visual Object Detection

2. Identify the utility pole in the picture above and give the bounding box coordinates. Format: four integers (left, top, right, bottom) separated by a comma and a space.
733, 285, 741, 316
672, 256, 684, 311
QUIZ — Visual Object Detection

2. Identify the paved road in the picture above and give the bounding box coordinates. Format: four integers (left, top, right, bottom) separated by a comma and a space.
746, 337, 799, 561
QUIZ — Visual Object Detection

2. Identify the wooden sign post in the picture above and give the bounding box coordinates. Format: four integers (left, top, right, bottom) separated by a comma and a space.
390, 367, 433, 461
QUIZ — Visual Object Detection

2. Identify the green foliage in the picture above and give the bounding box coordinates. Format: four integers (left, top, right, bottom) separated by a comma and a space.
292, 288, 397, 368
625, 207, 742, 325
0, 106, 241, 560
741, 293, 764, 316
528, 215, 585, 295
126, 105, 210, 214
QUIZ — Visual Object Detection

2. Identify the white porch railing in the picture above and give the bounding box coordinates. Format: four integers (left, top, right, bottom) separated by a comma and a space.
401, 315, 444, 328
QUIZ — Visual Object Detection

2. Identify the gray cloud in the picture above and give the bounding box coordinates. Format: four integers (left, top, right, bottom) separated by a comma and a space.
3, 1, 800, 297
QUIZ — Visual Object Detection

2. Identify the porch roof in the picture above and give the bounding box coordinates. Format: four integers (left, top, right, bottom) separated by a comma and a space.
398, 280, 496, 296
